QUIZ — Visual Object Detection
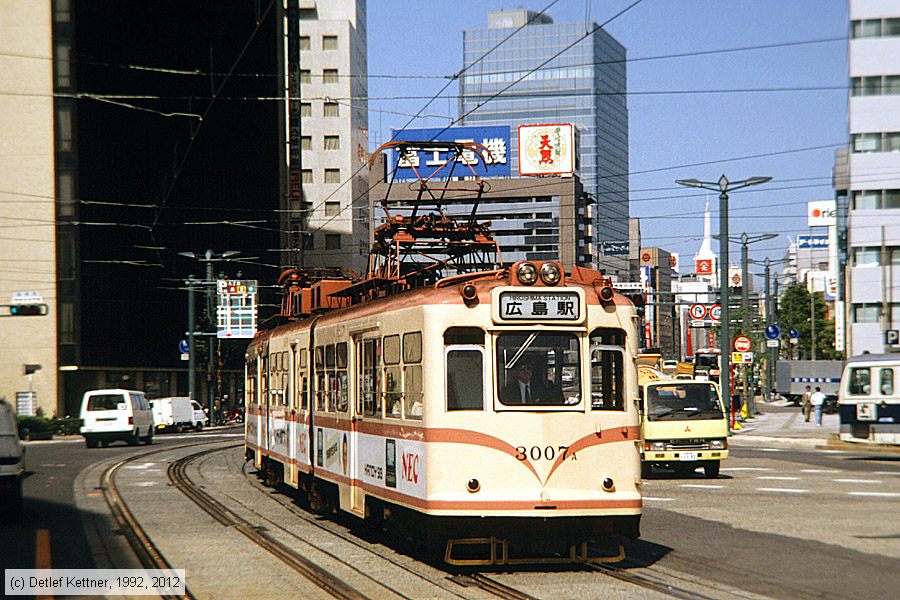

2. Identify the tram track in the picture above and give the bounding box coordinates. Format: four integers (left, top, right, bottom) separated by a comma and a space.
99, 439, 227, 600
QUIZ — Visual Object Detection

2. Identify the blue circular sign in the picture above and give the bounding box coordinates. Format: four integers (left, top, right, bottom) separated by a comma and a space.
789, 329, 800, 339
764, 325, 780, 340
178, 339, 190, 353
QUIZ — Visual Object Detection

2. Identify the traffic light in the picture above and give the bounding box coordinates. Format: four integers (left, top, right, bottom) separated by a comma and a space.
3, 304, 47, 317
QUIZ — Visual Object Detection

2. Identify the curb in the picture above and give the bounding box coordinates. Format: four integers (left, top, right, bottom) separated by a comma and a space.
728, 435, 828, 448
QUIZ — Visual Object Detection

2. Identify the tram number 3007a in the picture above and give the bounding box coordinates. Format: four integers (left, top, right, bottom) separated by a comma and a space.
515, 445, 575, 461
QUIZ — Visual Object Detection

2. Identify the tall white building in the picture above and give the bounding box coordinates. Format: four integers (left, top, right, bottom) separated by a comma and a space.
836, 1, 900, 355
292, 0, 369, 273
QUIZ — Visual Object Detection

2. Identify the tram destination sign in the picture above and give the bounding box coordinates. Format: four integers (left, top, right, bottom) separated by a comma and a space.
498, 291, 580, 321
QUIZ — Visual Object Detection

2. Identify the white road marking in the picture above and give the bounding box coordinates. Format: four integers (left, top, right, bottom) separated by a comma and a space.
679, 484, 724, 489
39, 464, 67, 468
132, 481, 158, 487
757, 476, 801, 481
721, 467, 772, 471
872, 471, 900, 476
755, 448, 784, 452
847, 492, 900, 498
801, 469, 840, 473
832, 478, 882, 484
757, 487, 809, 494
642, 497, 674, 502
124, 463, 157, 469
818, 450, 849, 454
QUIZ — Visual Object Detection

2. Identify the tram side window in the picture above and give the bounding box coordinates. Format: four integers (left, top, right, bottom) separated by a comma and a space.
358, 338, 381, 417
296, 349, 308, 410
848, 367, 871, 395
880, 368, 894, 395
404, 332, 423, 419
247, 358, 258, 406
315, 346, 327, 411
334, 342, 348, 412
447, 349, 484, 411
589, 328, 626, 411
383, 335, 402, 418
281, 351, 289, 405
260, 355, 269, 405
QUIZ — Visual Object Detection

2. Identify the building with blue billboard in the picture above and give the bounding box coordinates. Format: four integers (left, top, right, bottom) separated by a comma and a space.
457, 9, 630, 280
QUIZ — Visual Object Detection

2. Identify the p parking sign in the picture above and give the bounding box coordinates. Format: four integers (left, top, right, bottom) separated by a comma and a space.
886, 329, 900, 346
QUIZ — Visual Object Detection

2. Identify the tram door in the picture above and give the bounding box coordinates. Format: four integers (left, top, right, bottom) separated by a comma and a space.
351, 335, 381, 515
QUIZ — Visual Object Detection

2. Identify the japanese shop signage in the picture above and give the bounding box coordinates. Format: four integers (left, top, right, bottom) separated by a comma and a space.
389, 125, 510, 180
518, 123, 576, 176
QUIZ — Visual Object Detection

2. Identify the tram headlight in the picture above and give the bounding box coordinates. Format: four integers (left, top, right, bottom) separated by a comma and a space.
460, 284, 479, 307
601, 478, 615, 492
466, 478, 481, 493
646, 441, 666, 452
539, 262, 561, 285
709, 439, 727, 450
516, 262, 538, 285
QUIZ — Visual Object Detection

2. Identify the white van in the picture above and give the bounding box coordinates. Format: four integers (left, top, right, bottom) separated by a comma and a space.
0, 399, 25, 511
80, 389, 155, 448
150, 397, 207, 432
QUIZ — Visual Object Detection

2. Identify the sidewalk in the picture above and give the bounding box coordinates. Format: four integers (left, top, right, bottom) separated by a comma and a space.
728, 400, 838, 448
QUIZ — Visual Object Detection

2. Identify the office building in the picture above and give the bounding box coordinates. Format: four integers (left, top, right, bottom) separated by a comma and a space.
458, 9, 630, 278
295, 0, 369, 274
835, 1, 900, 355
1, 1, 293, 416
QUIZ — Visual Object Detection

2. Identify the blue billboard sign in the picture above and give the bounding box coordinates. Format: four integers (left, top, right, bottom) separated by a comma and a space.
389, 126, 510, 180
797, 234, 829, 249
601, 241, 630, 255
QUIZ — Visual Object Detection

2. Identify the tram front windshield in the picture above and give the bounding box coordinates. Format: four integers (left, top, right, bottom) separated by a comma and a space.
496, 332, 580, 406
646, 383, 723, 421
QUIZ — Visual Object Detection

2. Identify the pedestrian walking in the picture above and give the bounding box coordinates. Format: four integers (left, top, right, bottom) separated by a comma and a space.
802, 385, 812, 422
810, 386, 826, 427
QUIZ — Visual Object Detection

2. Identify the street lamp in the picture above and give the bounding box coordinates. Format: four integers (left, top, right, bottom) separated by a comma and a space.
179, 249, 242, 426
675, 175, 772, 422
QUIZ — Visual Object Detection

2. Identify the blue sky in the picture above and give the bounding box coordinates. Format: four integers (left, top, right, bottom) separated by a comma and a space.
367, 0, 849, 277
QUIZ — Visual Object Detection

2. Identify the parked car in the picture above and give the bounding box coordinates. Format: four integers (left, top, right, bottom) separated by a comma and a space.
80, 389, 154, 448
0, 399, 25, 511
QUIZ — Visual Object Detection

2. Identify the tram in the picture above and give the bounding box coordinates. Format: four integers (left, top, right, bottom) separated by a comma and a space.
244, 141, 643, 564
838, 354, 900, 445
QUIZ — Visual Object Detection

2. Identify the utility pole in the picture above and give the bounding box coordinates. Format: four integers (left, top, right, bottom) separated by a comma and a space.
810, 284, 816, 361
187, 274, 197, 403
764, 258, 771, 402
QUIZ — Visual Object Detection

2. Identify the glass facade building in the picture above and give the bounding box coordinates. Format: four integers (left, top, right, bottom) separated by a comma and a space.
459, 10, 630, 278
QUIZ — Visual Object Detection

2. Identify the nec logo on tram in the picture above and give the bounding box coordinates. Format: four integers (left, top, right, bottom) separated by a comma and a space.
401, 452, 419, 484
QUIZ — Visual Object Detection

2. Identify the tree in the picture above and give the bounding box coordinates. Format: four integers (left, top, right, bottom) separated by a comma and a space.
777, 284, 841, 360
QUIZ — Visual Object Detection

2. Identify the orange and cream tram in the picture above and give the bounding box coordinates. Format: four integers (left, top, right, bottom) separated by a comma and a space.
244, 142, 642, 564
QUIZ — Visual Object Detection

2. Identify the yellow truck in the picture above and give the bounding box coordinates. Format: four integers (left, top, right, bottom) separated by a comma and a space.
638, 367, 729, 478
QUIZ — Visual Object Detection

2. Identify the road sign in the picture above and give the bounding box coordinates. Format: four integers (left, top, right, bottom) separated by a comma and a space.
789, 328, 799, 339
731, 352, 754, 364
886, 329, 900, 346
178, 339, 190, 354
689, 304, 708, 320
733, 335, 752, 352
764, 324, 780, 340
766, 339, 779, 348
709, 304, 721, 321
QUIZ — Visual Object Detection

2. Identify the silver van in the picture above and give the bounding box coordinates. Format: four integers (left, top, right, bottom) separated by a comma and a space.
80, 389, 155, 448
